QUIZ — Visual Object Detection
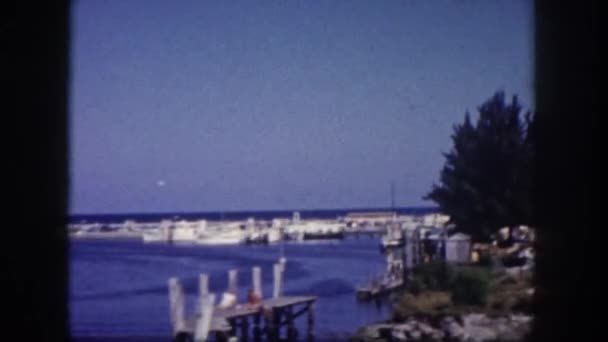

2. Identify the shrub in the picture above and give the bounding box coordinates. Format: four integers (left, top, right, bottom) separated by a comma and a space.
410, 260, 455, 292
477, 252, 494, 267
407, 276, 426, 295
451, 268, 491, 306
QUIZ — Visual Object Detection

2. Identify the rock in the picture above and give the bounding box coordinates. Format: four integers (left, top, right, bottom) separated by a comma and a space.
357, 323, 394, 340
392, 324, 414, 341
445, 321, 468, 341
463, 313, 489, 327
465, 326, 497, 342
431, 330, 445, 341
418, 322, 435, 336
440, 316, 456, 330
408, 330, 421, 340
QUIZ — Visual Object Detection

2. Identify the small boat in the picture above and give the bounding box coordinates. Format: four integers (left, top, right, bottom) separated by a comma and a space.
380, 236, 405, 251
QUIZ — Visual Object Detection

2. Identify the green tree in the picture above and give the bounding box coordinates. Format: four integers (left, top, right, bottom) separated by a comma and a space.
425, 91, 534, 242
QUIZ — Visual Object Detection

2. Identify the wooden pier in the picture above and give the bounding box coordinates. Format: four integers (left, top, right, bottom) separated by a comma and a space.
169, 260, 317, 342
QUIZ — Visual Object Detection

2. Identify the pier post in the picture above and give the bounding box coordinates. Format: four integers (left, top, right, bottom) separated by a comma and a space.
307, 302, 315, 342
228, 318, 237, 337
228, 269, 238, 294
273, 263, 283, 298
253, 266, 262, 298
286, 305, 297, 342
168, 277, 186, 336
253, 312, 262, 342
263, 306, 278, 342
194, 293, 215, 342
199, 274, 209, 298
240, 316, 250, 342
273, 309, 282, 342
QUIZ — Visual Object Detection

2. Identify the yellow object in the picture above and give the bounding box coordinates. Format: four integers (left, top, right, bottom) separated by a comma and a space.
471, 250, 480, 262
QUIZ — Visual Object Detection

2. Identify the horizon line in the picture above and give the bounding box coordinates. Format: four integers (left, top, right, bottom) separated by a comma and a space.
69, 205, 439, 217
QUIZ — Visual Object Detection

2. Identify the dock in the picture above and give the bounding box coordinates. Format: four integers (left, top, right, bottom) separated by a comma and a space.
168, 261, 317, 342
183, 296, 316, 341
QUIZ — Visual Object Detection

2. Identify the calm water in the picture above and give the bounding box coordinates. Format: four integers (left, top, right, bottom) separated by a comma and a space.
70, 237, 394, 341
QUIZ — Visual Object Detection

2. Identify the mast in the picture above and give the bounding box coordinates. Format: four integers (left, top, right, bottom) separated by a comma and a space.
390, 182, 396, 211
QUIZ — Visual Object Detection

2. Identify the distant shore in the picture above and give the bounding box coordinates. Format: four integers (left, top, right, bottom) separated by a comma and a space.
69, 206, 439, 224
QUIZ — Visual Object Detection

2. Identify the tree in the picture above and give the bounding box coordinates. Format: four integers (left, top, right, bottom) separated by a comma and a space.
425, 91, 534, 242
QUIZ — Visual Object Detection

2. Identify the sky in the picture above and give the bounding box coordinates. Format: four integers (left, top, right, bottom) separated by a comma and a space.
70, 0, 534, 214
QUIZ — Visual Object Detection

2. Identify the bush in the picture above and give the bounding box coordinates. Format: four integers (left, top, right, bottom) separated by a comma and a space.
477, 253, 494, 267
407, 276, 427, 295
409, 260, 455, 292
451, 268, 491, 306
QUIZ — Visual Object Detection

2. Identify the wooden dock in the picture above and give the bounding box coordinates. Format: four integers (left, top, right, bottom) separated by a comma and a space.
169, 261, 317, 342
356, 278, 404, 301
183, 296, 316, 341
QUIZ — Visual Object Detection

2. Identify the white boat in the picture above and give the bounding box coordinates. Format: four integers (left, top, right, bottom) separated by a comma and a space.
267, 229, 282, 243
172, 219, 206, 242
196, 228, 248, 245
142, 220, 172, 242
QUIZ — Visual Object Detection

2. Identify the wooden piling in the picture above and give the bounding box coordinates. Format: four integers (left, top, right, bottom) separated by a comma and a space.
240, 316, 250, 342
286, 305, 297, 342
168, 277, 186, 336
228, 318, 237, 337
194, 293, 215, 342
273, 263, 282, 298
307, 302, 315, 342
273, 308, 282, 342
253, 266, 262, 298
199, 274, 209, 297
263, 306, 277, 342
228, 269, 238, 293
253, 312, 262, 342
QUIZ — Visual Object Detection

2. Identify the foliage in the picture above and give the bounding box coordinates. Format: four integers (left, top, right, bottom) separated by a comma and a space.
450, 267, 491, 306
424, 91, 535, 241
394, 291, 452, 319
408, 260, 455, 292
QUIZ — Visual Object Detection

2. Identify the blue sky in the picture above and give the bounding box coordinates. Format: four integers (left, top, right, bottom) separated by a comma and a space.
70, 0, 534, 214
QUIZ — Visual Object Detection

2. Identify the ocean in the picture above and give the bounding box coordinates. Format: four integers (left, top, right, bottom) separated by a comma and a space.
69, 207, 436, 341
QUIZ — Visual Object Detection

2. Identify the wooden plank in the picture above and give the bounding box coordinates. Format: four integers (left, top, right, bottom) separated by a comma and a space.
262, 296, 316, 308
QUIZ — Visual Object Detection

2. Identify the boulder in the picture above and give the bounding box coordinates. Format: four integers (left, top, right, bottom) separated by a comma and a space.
392, 324, 414, 341
465, 326, 497, 342
356, 323, 394, 340
445, 321, 469, 341
408, 330, 421, 340
418, 322, 435, 336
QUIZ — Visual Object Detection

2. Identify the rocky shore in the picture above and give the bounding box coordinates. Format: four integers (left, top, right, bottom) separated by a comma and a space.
352, 313, 532, 342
